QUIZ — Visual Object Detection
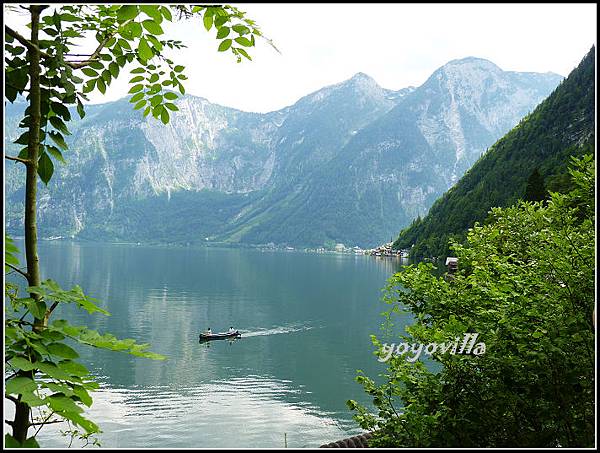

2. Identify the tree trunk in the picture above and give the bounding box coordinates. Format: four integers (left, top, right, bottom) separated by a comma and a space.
13, 5, 44, 444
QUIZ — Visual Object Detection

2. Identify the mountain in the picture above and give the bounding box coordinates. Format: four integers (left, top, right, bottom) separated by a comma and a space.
392, 46, 595, 259
5, 57, 563, 248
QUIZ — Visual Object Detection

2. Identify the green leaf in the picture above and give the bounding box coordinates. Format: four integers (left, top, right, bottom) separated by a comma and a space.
81, 67, 98, 77
37, 152, 54, 185
147, 36, 163, 53
216, 26, 230, 39
234, 36, 253, 47
130, 67, 146, 74
83, 79, 96, 94
130, 92, 145, 103
76, 99, 86, 119
160, 6, 172, 21
173, 65, 184, 73
51, 320, 84, 337
48, 394, 84, 414
118, 38, 132, 50
164, 103, 179, 111
214, 15, 228, 28
58, 360, 90, 377
14, 131, 29, 145
88, 60, 104, 71
164, 92, 178, 100
102, 69, 112, 83
203, 14, 214, 31
72, 384, 93, 406
149, 94, 162, 107
5, 434, 20, 448
49, 116, 70, 135
61, 412, 99, 434
51, 101, 71, 121
218, 39, 232, 52
25, 298, 47, 319
117, 5, 138, 22
97, 77, 106, 94
109, 62, 120, 78
6, 376, 37, 395
9, 356, 37, 371
47, 343, 79, 359
236, 47, 252, 61
152, 104, 164, 119
48, 131, 69, 150
133, 99, 146, 110
21, 389, 46, 407
137, 37, 153, 61
129, 75, 144, 84
232, 25, 250, 35
126, 21, 143, 38
160, 108, 170, 125
129, 84, 144, 94
142, 19, 164, 35
30, 342, 50, 357
46, 145, 66, 164
43, 382, 74, 397
140, 5, 163, 23
38, 361, 72, 380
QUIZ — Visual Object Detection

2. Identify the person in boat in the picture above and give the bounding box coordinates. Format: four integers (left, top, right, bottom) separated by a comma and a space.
228, 326, 235, 334
204, 327, 212, 336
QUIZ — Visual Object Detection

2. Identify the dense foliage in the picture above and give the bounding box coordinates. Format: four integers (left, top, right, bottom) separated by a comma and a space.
349, 154, 595, 447
393, 46, 595, 260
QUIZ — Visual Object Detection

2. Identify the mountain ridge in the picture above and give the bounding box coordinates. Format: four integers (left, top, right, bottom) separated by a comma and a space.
392, 46, 595, 258
5, 56, 564, 248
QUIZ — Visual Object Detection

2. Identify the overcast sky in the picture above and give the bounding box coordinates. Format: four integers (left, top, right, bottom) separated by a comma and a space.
5, 3, 597, 113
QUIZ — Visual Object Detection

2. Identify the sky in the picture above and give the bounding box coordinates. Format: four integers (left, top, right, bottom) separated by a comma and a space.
4, 3, 597, 113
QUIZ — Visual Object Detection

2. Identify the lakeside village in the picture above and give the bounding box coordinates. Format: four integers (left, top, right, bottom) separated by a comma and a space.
37, 235, 409, 257
259, 240, 410, 258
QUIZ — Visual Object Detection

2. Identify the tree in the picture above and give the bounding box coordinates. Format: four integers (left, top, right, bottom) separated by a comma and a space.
348, 154, 595, 447
524, 167, 547, 202
4, 4, 271, 447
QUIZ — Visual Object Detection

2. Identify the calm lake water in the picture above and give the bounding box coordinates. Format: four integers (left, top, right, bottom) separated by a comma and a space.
7, 241, 412, 448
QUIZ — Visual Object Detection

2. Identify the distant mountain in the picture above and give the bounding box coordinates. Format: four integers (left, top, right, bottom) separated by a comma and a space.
392, 46, 595, 259
5, 57, 563, 248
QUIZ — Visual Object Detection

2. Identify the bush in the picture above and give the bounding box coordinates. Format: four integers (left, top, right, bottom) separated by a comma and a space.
349, 154, 595, 447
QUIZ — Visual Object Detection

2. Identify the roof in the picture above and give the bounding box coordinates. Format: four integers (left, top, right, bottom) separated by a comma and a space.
320, 432, 372, 448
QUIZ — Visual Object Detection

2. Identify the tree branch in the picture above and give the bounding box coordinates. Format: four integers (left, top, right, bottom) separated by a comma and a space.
6, 24, 114, 70
5, 25, 41, 54
68, 33, 115, 69
5, 155, 32, 165
6, 262, 31, 279
33, 411, 56, 437
45, 301, 60, 319
29, 419, 64, 426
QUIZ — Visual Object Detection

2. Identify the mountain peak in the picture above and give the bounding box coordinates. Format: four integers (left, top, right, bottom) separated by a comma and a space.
349, 72, 373, 81
441, 56, 502, 72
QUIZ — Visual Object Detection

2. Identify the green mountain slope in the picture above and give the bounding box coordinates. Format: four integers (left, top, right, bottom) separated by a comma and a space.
393, 46, 595, 259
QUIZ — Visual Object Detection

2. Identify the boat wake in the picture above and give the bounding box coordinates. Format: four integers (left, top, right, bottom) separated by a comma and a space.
241, 324, 318, 338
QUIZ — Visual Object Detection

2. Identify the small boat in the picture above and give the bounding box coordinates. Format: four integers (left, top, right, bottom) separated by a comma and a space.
199, 330, 241, 341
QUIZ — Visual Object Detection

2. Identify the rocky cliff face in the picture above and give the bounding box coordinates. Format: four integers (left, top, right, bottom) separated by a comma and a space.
5, 57, 563, 247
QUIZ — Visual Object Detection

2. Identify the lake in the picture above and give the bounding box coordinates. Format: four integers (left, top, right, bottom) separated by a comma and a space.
6, 241, 411, 448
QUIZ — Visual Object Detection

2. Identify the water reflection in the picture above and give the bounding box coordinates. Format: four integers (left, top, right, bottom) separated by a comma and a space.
10, 241, 412, 448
